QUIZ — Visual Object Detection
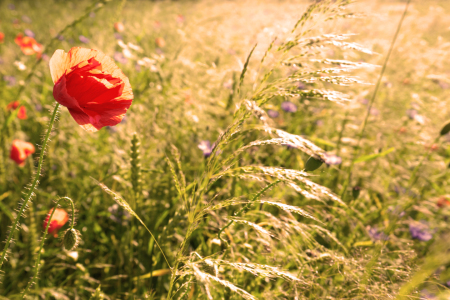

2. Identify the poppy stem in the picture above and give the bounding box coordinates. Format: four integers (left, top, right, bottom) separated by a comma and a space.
21, 196, 75, 299
0, 103, 60, 273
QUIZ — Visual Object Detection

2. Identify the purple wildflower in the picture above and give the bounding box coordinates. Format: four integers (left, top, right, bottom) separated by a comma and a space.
281, 101, 297, 113
113, 52, 128, 64
21, 15, 32, 23
89, 12, 96, 18
135, 63, 142, 72
439, 81, 449, 89
315, 120, 324, 127
198, 140, 213, 158
79, 35, 89, 44
406, 109, 417, 120
8, 4, 15, 10
369, 107, 380, 116
24, 29, 35, 38
409, 222, 433, 242
108, 204, 131, 225
360, 98, 369, 105
323, 153, 342, 166
35, 103, 42, 112
4, 75, 16, 86
297, 82, 306, 90
267, 109, 279, 118
41, 53, 50, 62
367, 226, 388, 241
114, 33, 123, 40
420, 289, 437, 300
57, 34, 64, 41
106, 126, 117, 133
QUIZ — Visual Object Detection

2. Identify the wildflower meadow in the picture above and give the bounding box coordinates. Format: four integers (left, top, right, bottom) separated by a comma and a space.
1, 0, 450, 299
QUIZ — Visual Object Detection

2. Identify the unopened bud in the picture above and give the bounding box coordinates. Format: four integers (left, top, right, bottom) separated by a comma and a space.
63, 228, 80, 250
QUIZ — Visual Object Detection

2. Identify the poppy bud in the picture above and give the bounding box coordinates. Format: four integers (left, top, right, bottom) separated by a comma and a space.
63, 228, 80, 250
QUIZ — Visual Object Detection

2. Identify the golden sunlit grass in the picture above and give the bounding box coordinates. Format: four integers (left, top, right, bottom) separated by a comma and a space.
1, 0, 450, 299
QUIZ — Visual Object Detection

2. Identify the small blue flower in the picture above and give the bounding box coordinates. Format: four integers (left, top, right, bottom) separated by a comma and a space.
198, 140, 213, 158
281, 101, 297, 113
79, 35, 89, 44
409, 222, 433, 242
267, 109, 279, 118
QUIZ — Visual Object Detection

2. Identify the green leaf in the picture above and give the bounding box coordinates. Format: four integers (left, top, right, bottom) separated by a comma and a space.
354, 148, 395, 163
304, 156, 323, 171
440, 121, 450, 136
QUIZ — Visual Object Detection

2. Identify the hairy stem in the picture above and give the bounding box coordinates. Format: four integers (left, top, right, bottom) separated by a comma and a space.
21, 196, 75, 299
0, 103, 60, 272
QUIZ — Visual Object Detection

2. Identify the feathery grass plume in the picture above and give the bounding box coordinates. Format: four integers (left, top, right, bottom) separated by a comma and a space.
130, 132, 142, 208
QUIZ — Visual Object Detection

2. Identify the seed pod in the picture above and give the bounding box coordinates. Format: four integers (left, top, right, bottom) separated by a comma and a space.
304, 156, 323, 172
63, 228, 80, 250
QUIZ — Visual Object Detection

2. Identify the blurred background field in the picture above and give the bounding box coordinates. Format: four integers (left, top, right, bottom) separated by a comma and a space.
1, 0, 450, 299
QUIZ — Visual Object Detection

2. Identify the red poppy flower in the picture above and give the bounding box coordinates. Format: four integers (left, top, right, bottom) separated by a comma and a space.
114, 22, 125, 32
0, 32, 4, 43
10, 139, 35, 166
7, 101, 20, 111
15, 34, 43, 55
49, 47, 133, 132
437, 196, 450, 208
43, 208, 69, 237
17, 106, 27, 119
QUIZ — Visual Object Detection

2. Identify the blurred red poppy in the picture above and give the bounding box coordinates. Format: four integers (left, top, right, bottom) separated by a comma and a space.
155, 37, 165, 48
7, 101, 20, 111
49, 47, 133, 132
17, 106, 27, 119
43, 208, 69, 237
15, 34, 43, 55
437, 196, 450, 208
10, 139, 35, 166
0, 32, 4, 43
114, 22, 125, 32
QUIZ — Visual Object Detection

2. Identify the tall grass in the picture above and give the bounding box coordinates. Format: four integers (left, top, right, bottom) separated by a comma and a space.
1, 0, 450, 299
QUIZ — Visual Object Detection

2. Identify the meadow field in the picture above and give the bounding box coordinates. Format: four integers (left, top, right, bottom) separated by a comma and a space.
1, 0, 450, 299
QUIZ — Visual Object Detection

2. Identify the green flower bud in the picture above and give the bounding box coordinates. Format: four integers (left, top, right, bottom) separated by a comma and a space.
63, 228, 80, 251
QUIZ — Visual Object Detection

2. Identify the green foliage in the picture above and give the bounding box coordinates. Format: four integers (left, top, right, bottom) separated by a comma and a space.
1, 0, 450, 299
